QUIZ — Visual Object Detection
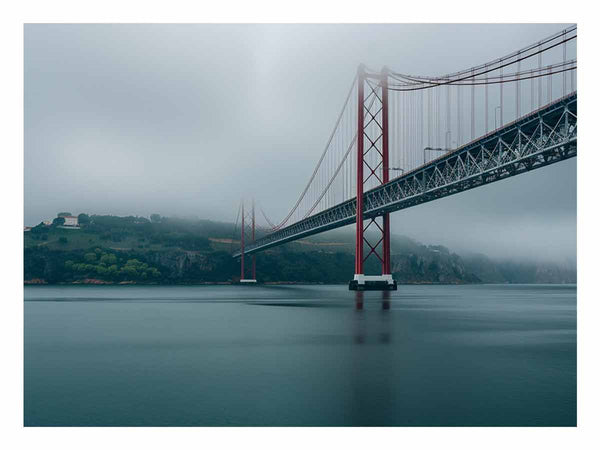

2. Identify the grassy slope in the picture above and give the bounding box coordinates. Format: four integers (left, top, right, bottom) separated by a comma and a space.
24, 221, 449, 262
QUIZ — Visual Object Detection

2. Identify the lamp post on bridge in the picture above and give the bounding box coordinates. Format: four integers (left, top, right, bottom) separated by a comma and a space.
384, 167, 405, 175
495, 106, 501, 130
423, 147, 450, 164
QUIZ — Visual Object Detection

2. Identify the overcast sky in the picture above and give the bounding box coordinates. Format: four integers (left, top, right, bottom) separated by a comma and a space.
24, 24, 576, 263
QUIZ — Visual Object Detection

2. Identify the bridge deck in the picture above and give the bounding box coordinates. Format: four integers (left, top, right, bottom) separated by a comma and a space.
234, 93, 577, 257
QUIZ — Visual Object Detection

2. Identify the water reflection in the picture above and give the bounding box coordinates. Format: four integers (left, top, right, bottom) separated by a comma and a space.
382, 290, 390, 310
353, 290, 392, 345
354, 290, 391, 311
354, 291, 364, 310
379, 291, 392, 344
24, 284, 576, 426
349, 290, 394, 425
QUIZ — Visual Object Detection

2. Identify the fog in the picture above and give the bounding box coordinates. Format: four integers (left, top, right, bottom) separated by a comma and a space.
24, 24, 576, 263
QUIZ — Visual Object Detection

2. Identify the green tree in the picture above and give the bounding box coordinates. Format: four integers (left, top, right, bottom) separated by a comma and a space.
30, 223, 46, 234
100, 253, 117, 265
52, 217, 65, 227
78, 213, 90, 225
121, 265, 138, 278
58, 236, 68, 245
84, 252, 97, 263
150, 214, 161, 223
147, 267, 160, 278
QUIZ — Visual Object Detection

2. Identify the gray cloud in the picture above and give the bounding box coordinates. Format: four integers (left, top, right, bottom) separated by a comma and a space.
24, 24, 576, 262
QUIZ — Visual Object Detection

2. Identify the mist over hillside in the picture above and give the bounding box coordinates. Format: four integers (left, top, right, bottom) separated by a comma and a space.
24, 214, 576, 285
296, 228, 576, 284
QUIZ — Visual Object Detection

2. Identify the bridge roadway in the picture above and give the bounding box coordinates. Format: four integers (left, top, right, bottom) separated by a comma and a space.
234, 93, 577, 257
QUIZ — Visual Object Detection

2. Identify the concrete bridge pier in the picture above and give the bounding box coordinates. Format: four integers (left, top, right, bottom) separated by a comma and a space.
349, 274, 397, 291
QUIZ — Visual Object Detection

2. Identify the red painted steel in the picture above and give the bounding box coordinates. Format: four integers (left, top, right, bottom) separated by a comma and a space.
355, 65, 391, 276
240, 202, 245, 279
381, 67, 391, 275
251, 199, 256, 280
355, 65, 365, 275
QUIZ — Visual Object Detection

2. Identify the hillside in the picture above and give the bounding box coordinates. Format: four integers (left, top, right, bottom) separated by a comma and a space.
24, 214, 575, 285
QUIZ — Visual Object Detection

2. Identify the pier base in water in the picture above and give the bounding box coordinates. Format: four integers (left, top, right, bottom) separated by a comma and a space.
349, 274, 397, 291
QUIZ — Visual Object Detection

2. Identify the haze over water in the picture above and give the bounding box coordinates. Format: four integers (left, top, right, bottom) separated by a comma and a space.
24, 284, 576, 426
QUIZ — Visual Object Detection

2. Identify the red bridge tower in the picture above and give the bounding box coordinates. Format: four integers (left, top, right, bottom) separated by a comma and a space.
240, 199, 257, 284
349, 65, 397, 291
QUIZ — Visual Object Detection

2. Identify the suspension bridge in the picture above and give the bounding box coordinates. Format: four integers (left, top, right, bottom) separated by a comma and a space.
232, 25, 577, 290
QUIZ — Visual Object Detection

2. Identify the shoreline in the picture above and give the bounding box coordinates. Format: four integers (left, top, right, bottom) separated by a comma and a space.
24, 279, 576, 287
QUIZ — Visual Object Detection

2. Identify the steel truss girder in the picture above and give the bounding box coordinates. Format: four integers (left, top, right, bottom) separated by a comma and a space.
234, 93, 577, 258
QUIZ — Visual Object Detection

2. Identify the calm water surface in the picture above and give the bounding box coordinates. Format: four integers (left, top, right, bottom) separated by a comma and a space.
24, 284, 576, 426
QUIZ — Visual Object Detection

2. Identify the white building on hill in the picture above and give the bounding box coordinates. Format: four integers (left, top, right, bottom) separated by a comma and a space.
63, 216, 79, 227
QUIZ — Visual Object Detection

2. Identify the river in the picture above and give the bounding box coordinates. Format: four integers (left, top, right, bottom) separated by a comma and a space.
24, 284, 576, 426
